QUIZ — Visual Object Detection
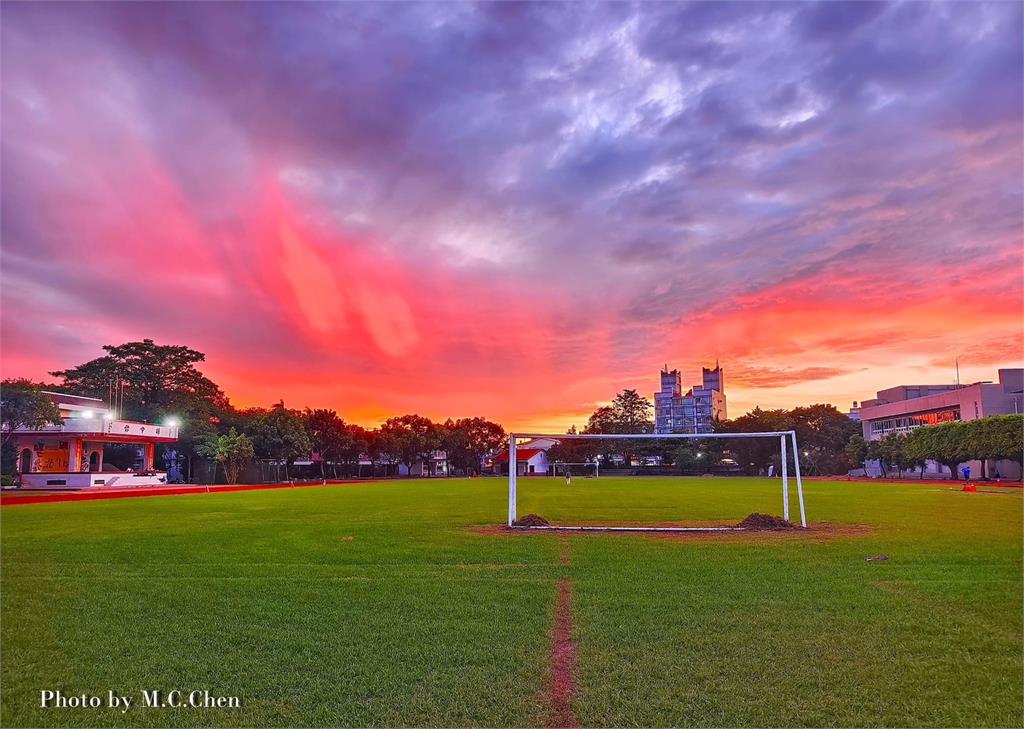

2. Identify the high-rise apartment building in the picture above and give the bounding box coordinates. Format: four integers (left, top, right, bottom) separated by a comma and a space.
654, 363, 727, 434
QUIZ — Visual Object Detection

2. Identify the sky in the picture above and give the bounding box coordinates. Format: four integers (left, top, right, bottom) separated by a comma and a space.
1, 1, 1021, 432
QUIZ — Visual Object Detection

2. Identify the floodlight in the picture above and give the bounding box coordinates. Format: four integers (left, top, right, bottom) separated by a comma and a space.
166, 417, 181, 427
82, 410, 94, 419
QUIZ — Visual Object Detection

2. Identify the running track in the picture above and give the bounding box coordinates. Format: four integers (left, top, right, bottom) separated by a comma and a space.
0, 480, 373, 506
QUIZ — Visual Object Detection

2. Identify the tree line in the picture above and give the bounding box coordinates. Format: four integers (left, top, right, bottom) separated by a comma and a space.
1, 340, 504, 484
9, 339, 1011, 483
547, 391, 861, 475
845, 415, 1022, 480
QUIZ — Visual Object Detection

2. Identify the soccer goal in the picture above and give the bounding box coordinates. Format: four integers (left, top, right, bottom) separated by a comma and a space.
506, 431, 807, 529
550, 462, 599, 478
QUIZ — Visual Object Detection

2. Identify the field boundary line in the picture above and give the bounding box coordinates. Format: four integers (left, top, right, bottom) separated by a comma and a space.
548, 577, 578, 728
549, 535, 577, 728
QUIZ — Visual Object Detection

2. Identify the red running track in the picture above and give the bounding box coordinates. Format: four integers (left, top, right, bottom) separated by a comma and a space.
0, 480, 374, 506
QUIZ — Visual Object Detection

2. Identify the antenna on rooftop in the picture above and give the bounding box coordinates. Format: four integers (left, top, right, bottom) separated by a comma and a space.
955, 357, 960, 387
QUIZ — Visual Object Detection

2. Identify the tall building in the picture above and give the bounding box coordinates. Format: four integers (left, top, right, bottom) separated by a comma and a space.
654, 363, 727, 434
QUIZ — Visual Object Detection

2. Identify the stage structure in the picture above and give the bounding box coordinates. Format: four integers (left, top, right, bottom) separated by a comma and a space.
506, 431, 806, 529
10, 391, 179, 490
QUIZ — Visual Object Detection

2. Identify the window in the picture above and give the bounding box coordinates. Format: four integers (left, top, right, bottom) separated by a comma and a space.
870, 408, 960, 435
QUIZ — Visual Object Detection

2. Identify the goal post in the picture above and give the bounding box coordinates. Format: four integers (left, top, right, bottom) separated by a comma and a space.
506, 431, 807, 528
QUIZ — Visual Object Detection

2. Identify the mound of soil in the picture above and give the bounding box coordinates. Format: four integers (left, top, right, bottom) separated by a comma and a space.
737, 513, 795, 531
513, 514, 550, 527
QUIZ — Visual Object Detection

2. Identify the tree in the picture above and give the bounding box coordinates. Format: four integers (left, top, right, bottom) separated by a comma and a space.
584, 406, 617, 435
197, 428, 255, 484
302, 409, 352, 479
1, 379, 62, 449
583, 390, 653, 435
1, 379, 63, 477
899, 416, 1024, 481
546, 426, 601, 468
905, 422, 968, 479
379, 414, 437, 475
51, 339, 229, 420
364, 428, 399, 477
878, 433, 911, 478
865, 438, 886, 477
580, 390, 655, 466
790, 404, 861, 475
983, 415, 1023, 474
441, 417, 505, 475
961, 415, 1024, 479
242, 402, 312, 480
672, 443, 700, 473
609, 389, 654, 432
717, 407, 793, 474
341, 424, 370, 477
845, 434, 869, 474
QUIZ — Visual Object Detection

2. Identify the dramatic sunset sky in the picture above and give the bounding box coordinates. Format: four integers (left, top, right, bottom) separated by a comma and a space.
2, 1, 1021, 431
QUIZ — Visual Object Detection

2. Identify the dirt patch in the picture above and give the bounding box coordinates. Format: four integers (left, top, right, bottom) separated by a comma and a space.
736, 513, 795, 530
559, 538, 570, 566
548, 578, 577, 728
514, 514, 550, 527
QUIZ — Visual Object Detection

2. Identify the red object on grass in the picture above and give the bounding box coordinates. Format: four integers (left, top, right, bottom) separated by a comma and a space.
962, 484, 978, 492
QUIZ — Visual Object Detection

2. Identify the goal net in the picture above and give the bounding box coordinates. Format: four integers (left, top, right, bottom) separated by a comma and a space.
550, 462, 599, 478
506, 431, 807, 529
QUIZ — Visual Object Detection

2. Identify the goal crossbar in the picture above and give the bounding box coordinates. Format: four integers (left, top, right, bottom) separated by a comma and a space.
506, 431, 807, 528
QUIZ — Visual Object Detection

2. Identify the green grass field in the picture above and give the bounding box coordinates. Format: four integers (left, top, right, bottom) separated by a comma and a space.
2, 477, 1021, 727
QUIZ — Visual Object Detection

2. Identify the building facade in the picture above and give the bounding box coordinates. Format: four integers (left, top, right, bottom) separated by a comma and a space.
858, 368, 1023, 479
859, 369, 1022, 440
654, 363, 727, 434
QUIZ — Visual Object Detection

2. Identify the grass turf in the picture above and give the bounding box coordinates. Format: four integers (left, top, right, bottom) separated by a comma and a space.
1, 477, 1020, 727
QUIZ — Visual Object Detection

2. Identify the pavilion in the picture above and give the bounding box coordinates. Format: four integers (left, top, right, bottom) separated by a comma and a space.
11, 392, 179, 489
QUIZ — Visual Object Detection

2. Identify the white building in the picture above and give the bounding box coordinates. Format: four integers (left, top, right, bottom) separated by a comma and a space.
492, 438, 557, 476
